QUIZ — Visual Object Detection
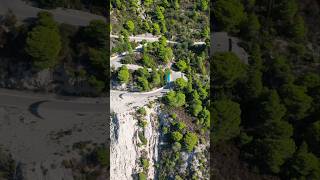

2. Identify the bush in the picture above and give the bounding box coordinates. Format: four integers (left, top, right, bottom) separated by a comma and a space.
139, 132, 148, 145
125, 20, 135, 32
162, 126, 169, 134
164, 91, 186, 107
138, 117, 148, 128
88, 76, 105, 93
171, 113, 177, 119
95, 147, 109, 167
138, 172, 147, 180
141, 158, 149, 170
176, 122, 186, 131
118, 65, 130, 83
171, 131, 183, 142
183, 132, 198, 152
137, 107, 147, 116
172, 142, 182, 152
25, 24, 61, 69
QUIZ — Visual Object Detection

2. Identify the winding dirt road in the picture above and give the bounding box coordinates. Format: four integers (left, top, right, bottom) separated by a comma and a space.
0, 0, 105, 26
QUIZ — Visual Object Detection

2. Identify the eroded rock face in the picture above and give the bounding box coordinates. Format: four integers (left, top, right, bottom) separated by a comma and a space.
110, 111, 138, 180
110, 99, 160, 179
136, 107, 160, 179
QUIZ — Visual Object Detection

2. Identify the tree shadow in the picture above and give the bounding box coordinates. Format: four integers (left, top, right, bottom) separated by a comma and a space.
28, 100, 49, 119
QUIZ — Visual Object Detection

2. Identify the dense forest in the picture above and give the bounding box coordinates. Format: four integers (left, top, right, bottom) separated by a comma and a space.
212, 0, 320, 179
0, 11, 108, 96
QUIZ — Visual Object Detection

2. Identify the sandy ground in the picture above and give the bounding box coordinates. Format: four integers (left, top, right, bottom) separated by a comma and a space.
0, 90, 107, 180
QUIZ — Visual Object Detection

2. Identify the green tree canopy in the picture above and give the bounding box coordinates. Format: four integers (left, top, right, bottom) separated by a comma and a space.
183, 132, 198, 152
83, 20, 108, 48
255, 138, 296, 173
137, 76, 150, 91
25, 26, 61, 69
214, 0, 245, 31
176, 59, 188, 72
213, 52, 246, 88
174, 78, 187, 91
306, 121, 320, 155
125, 20, 135, 32
284, 142, 320, 179
164, 91, 186, 107
280, 83, 312, 121
171, 131, 183, 142
213, 99, 241, 143
118, 65, 130, 83
37, 11, 58, 29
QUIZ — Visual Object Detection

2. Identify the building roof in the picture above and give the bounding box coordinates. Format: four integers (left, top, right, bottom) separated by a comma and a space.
211, 32, 249, 64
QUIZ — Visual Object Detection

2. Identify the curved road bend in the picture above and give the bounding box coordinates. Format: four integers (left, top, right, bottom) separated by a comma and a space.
0, 88, 107, 113
0, 0, 105, 26
110, 45, 186, 82
111, 34, 206, 45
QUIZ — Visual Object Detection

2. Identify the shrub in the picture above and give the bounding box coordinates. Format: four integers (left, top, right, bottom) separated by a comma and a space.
171, 131, 183, 142
171, 113, 177, 119
138, 118, 148, 128
164, 91, 186, 107
139, 132, 148, 145
141, 158, 149, 170
138, 172, 147, 180
176, 122, 186, 131
162, 126, 169, 134
183, 132, 198, 152
172, 142, 182, 152
95, 147, 109, 167
137, 107, 147, 116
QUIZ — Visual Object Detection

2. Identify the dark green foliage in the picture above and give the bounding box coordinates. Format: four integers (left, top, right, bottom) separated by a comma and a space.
258, 90, 286, 123
280, 84, 312, 121
265, 56, 294, 88
25, 12, 61, 70
0, 149, 16, 179
254, 138, 296, 173
213, 52, 246, 88
306, 121, 320, 155
88, 76, 105, 93
213, 100, 241, 143
83, 20, 108, 48
214, 0, 245, 31
171, 131, 183, 142
137, 77, 150, 91
241, 13, 260, 39
94, 147, 109, 167
164, 91, 186, 107
211, 0, 320, 178
290, 15, 306, 41
284, 142, 320, 179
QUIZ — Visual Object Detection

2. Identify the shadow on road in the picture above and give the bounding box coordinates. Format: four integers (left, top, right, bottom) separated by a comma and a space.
28, 100, 49, 119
